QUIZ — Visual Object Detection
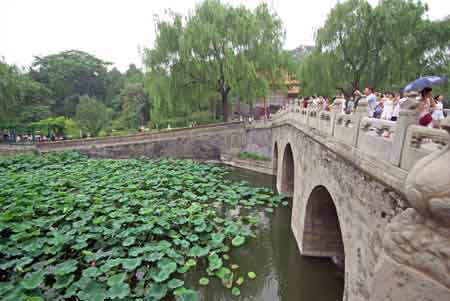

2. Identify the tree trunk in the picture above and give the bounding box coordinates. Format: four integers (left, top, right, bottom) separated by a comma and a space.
221, 91, 229, 122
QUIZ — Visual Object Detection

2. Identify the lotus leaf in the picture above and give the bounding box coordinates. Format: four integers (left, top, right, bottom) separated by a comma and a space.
82, 267, 99, 278
231, 236, 245, 247
107, 282, 130, 300
26, 297, 45, 301
77, 281, 107, 301
121, 258, 142, 271
21, 271, 45, 290
122, 237, 135, 247
0, 152, 285, 300
54, 260, 78, 276
54, 274, 75, 289
198, 277, 209, 286
107, 273, 127, 287
167, 278, 184, 289
231, 287, 241, 296
174, 288, 199, 301
235, 276, 244, 286
148, 283, 168, 300
208, 254, 223, 271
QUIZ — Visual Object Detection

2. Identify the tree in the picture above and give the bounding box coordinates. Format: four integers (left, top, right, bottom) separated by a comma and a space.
75, 96, 112, 136
104, 67, 125, 110
315, 0, 374, 96
31, 50, 111, 116
118, 83, 151, 129
299, 0, 450, 97
0, 60, 51, 125
146, 0, 287, 121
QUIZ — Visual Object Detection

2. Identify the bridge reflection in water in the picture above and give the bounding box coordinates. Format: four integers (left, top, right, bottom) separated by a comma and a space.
188, 167, 344, 301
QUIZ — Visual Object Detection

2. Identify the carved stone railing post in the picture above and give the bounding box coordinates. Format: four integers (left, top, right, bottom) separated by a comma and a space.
352, 96, 368, 147
330, 96, 345, 137
370, 117, 450, 301
390, 92, 421, 166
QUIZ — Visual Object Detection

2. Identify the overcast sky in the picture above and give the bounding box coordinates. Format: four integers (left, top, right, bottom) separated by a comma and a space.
1, 0, 449, 71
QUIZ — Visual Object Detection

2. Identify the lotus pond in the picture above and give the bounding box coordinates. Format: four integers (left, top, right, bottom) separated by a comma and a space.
0, 152, 343, 301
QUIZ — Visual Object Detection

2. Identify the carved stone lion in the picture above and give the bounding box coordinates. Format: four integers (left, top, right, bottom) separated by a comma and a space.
404, 118, 450, 227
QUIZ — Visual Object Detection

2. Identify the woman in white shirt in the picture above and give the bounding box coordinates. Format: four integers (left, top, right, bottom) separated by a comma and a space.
381, 92, 394, 120
391, 93, 401, 121
432, 94, 445, 129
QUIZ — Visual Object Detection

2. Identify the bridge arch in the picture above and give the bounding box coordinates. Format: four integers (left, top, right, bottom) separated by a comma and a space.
273, 142, 279, 173
280, 143, 295, 197
301, 185, 345, 263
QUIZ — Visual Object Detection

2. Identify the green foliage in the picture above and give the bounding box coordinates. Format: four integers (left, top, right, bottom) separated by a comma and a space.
63, 118, 81, 139
75, 96, 112, 136
0, 60, 51, 125
149, 111, 217, 130
117, 83, 150, 129
299, 0, 450, 97
0, 152, 287, 300
146, 0, 288, 121
198, 277, 210, 286
31, 116, 67, 137
31, 50, 111, 115
237, 151, 270, 161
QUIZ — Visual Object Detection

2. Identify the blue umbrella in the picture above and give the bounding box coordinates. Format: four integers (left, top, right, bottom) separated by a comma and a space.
403, 76, 448, 92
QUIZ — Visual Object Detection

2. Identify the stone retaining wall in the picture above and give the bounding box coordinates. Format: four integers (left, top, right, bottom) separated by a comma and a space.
0, 122, 246, 160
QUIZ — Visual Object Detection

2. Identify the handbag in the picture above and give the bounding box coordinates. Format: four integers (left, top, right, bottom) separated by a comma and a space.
419, 113, 432, 126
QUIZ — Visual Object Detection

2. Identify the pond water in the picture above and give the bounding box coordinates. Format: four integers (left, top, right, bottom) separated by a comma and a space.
187, 167, 344, 301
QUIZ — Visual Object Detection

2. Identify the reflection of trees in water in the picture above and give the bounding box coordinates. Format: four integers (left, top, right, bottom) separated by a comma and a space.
197, 168, 343, 300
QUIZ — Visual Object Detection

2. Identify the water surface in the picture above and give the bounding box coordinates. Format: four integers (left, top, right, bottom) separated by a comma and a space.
188, 167, 344, 301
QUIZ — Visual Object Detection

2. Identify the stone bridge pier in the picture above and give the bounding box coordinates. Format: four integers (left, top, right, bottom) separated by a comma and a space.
272, 97, 450, 301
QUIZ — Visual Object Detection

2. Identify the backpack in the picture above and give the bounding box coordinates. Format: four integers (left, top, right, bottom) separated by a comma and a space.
373, 104, 383, 118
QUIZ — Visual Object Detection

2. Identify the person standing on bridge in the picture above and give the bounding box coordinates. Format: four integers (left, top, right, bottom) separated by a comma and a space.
364, 86, 378, 118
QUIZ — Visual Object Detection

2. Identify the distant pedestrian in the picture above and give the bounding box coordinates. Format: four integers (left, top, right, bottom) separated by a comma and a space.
381, 92, 394, 120
391, 92, 401, 122
418, 87, 433, 127
432, 94, 445, 129
364, 86, 377, 118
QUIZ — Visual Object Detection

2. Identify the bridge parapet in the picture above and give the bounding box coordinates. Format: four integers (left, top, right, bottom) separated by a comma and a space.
401, 125, 449, 170
357, 118, 396, 162
273, 96, 449, 171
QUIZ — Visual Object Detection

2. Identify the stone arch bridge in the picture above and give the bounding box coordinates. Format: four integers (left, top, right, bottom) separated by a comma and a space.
272, 95, 449, 301
1, 95, 449, 301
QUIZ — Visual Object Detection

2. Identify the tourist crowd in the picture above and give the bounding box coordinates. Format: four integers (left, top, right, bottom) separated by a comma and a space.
287, 86, 447, 129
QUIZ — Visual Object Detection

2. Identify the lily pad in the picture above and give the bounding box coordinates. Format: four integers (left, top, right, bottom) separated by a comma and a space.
248, 271, 256, 279
107, 282, 130, 300
231, 236, 245, 247
198, 277, 209, 286
231, 287, 241, 296
167, 278, 184, 289
21, 271, 45, 290
54, 260, 78, 276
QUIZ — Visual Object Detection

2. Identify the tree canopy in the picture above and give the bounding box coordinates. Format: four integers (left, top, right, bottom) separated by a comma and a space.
75, 95, 112, 136
145, 0, 291, 121
298, 0, 450, 97
30, 50, 111, 116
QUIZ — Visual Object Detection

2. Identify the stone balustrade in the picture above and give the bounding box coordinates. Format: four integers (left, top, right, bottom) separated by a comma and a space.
357, 118, 396, 162
333, 114, 359, 147
272, 97, 449, 171
401, 125, 449, 170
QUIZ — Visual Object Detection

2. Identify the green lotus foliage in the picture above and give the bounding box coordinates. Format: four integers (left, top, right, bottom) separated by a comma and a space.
0, 152, 285, 300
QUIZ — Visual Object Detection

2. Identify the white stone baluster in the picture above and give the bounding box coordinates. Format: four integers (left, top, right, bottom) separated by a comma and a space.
390, 92, 421, 165
352, 96, 368, 147
330, 96, 345, 137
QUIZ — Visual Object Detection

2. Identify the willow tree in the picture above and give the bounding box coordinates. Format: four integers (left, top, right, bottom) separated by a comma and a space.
300, 0, 450, 97
146, 0, 286, 121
